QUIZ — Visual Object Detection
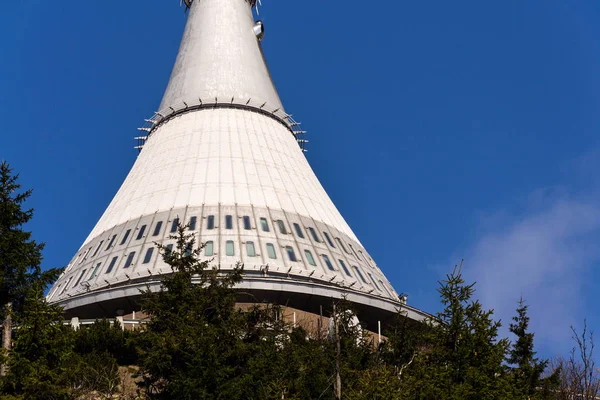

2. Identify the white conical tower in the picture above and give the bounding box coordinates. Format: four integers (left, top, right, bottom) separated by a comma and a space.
48, 0, 428, 328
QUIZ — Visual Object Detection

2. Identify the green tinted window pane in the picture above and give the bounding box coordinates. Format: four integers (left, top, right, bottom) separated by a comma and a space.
266, 243, 276, 259
304, 250, 316, 266
260, 218, 269, 232
277, 220, 287, 234
205, 241, 214, 256
226, 241, 234, 256
247, 241, 256, 257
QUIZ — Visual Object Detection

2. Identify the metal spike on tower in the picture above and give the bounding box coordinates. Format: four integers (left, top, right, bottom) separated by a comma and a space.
48, 0, 430, 329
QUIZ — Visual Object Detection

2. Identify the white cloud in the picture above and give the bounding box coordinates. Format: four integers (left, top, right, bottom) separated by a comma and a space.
462, 188, 600, 354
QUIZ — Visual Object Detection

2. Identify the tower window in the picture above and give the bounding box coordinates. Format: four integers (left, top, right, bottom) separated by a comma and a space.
153, 221, 163, 236
348, 243, 361, 259
171, 218, 179, 233
189, 216, 197, 230
379, 280, 392, 297
143, 247, 154, 264
207, 215, 215, 230
226, 241, 234, 256
335, 238, 350, 254
246, 241, 256, 257
266, 243, 276, 259
339, 260, 352, 277
120, 229, 131, 245
368, 273, 381, 291
243, 216, 252, 230
106, 256, 118, 274
322, 255, 335, 271
136, 225, 147, 240
308, 227, 321, 242
359, 251, 369, 265
323, 232, 335, 248
73, 269, 87, 288
304, 250, 316, 266
92, 241, 104, 257
276, 220, 287, 234
80, 247, 92, 263
293, 223, 305, 238
106, 235, 117, 250
124, 252, 136, 268
205, 241, 214, 256
60, 278, 72, 294
89, 262, 102, 280
353, 266, 368, 284
260, 218, 269, 232
225, 215, 233, 229
165, 244, 174, 253
285, 246, 297, 262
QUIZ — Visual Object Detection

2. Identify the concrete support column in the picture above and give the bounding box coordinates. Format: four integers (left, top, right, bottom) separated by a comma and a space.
116, 316, 124, 330
70, 317, 80, 330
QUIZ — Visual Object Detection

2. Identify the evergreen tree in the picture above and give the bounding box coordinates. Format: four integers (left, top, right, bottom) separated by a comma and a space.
2, 278, 73, 399
137, 223, 246, 399
404, 265, 511, 400
0, 161, 60, 375
73, 318, 137, 366
507, 299, 548, 400
333, 299, 378, 399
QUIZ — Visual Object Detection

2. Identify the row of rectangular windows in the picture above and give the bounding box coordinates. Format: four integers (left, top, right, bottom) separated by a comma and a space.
70, 212, 379, 285
59, 240, 390, 298
83, 215, 371, 266
73, 242, 383, 293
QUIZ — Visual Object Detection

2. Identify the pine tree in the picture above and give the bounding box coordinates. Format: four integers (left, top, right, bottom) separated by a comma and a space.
508, 298, 559, 399
2, 278, 73, 399
405, 264, 511, 400
73, 318, 137, 366
508, 298, 546, 398
0, 161, 61, 376
137, 223, 246, 399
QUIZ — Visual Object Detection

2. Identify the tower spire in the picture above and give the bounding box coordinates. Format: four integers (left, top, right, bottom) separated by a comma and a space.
161, 0, 282, 112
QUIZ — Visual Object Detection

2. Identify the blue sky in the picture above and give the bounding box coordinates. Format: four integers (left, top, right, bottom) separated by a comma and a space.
3, 0, 600, 356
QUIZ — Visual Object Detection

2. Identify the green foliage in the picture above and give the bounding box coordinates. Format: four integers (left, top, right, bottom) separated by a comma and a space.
508, 298, 555, 399
399, 266, 512, 400
0, 162, 572, 398
74, 318, 138, 366
0, 160, 71, 399
2, 283, 74, 399
136, 224, 247, 399
69, 352, 121, 398
0, 161, 60, 317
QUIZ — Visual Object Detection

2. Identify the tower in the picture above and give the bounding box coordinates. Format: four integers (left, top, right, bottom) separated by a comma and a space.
47, 0, 429, 329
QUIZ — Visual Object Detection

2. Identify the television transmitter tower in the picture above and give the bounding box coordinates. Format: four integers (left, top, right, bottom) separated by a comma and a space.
48, 0, 429, 330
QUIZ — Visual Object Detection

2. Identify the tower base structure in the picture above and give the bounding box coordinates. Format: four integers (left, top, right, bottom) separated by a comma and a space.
56, 272, 431, 333
48, 0, 433, 332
